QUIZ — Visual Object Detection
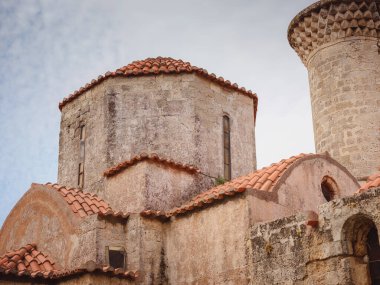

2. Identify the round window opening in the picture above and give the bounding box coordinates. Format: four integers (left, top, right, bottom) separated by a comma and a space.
321, 176, 339, 202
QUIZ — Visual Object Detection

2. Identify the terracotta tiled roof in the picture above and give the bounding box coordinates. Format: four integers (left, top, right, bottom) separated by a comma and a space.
59, 57, 258, 118
0, 243, 58, 278
357, 169, 380, 193
59, 261, 139, 280
0, 244, 138, 280
45, 183, 129, 219
141, 153, 313, 219
104, 153, 200, 178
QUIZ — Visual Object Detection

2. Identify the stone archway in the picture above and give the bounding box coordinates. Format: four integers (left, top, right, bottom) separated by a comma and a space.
342, 214, 380, 285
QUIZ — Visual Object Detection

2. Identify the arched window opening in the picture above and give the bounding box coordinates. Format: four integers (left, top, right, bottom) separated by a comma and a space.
223, 115, 231, 181
367, 227, 380, 284
321, 176, 339, 202
342, 215, 380, 284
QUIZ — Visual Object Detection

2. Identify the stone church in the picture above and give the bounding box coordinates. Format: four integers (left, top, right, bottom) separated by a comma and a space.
1, 0, 380, 284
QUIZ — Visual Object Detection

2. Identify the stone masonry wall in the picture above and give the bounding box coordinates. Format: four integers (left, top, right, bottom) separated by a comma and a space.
246, 156, 359, 224
249, 187, 380, 285
125, 215, 166, 285
189, 74, 257, 179
104, 74, 256, 181
104, 162, 213, 213
308, 37, 380, 181
274, 156, 359, 214
165, 195, 251, 285
59, 274, 135, 285
58, 82, 107, 194
288, 0, 380, 181
0, 274, 135, 285
58, 73, 256, 196
0, 184, 81, 269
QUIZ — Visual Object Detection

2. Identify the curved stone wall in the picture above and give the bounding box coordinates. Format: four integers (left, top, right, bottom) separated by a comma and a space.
288, 0, 380, 180
58, 73, 257, 193
288, 0, 380, 65
0, 184, 80, 268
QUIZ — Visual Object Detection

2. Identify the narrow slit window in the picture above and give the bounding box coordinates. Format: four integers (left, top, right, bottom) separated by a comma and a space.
106, 246, 126, 270
223, 115, 231, 180
79, 125, 86, 160
78, 125, 85, 187
78, 163, 84, 188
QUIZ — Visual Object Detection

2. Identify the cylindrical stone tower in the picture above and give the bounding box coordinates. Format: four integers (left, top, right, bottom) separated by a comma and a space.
288, 0, 380, 182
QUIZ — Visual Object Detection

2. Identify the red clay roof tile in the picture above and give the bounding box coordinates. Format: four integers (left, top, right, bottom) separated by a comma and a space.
44, 183, 129, 219
0, 244, 138, 281
59, 57, 258, 119
141, 153, 313, 219
357, 168, 380, 193
103, 152, 200, 178
0, 244, 57, 276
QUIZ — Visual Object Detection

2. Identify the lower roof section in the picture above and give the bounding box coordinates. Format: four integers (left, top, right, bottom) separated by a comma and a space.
0, 243, 138, 282
142, 152, 359, 219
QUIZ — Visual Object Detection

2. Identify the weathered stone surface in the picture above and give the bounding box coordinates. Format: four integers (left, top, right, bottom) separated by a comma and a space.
104, 161, 213, 213
246, 154, 359, 223
165, 195, 251, 285
59, 274, 135, 285
249, 187, 380, 285
308, 37, 380, 181
124, 215, 166, 285
0, 184, 81, 269
288, 0, 380, 181
159, 155, 359, 284
58, 74, 257, 194
288, 0, 380, 65
0, 154, 362, 284
2, 1, 380, 283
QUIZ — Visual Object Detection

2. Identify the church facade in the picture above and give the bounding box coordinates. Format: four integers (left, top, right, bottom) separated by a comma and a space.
1, 0, 380, 284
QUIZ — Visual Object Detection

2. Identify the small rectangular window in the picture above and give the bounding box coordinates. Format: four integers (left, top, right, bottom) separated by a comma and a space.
106, 246, 126, 270
78, 163, 84, 188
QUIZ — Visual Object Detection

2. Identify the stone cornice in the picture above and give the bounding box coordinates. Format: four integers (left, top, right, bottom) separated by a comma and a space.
288, 0, 380, 65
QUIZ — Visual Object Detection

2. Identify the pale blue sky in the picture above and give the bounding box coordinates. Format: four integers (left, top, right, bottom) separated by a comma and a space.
0, 0, 317, 226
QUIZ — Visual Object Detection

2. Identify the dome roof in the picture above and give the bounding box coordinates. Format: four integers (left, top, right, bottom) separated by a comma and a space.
59, 57, 257, 115
288, 0, 380, 64
116, 57, 195, 75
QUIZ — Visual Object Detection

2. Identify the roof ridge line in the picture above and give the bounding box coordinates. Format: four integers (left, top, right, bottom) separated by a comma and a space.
0, 244, 139, 280
103, 152, 201, 178
43, 183, 129, 220
141, 153, 316, 220
58, 57, 257, 115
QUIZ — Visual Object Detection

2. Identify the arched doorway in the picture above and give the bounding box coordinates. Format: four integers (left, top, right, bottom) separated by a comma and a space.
367, 227, 380, 284
342, 214, 380, 284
